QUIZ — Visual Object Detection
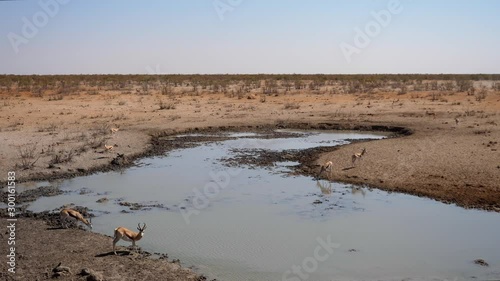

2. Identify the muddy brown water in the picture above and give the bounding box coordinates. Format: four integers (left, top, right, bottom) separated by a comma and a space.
11, 131, 500, 281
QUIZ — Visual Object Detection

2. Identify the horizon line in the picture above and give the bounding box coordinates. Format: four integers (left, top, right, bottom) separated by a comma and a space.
2, 73, 500, 76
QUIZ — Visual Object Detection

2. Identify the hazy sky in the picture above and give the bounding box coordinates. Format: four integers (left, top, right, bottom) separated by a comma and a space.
1, 0, 499, 74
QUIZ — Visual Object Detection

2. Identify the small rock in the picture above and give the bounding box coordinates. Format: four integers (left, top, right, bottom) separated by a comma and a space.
52, 263, 71, 276
79, 188, 92, 195
80, 268, 92, 276
87, 272, 104, 281
80, 268, 104, 281
96, 197, 109, 203
159, 254, 169, 260
111, 153, 129, 166
474, 259, 489, 267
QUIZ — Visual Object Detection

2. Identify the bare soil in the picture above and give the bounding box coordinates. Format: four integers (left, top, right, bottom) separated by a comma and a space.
0, 219, 205, 281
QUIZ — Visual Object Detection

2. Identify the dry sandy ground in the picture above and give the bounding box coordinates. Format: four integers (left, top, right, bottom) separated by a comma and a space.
316, 121, 500, 210
1, 88, 499, 210
1, 86, 500, 280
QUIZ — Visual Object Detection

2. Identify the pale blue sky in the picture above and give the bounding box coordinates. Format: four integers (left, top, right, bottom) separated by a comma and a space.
1, 0, 499, 74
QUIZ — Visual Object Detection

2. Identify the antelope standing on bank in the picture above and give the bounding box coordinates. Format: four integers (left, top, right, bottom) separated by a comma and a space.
60, 208, 92, 229
110, 127, 119, 134
104, 144, 114, 151
318, 161, 333, 178
351, 148, 366, 166
113, 223, 147, 254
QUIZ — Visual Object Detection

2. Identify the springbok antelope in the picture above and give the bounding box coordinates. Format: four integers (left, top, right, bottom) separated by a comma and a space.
104, 144, 114, 151
455, 118, 460, 126
110, 127, 119, 133
113, 223, 147, 254
60, 208, 92, 229
351, 148, 366, 166
318, 161, 333, 178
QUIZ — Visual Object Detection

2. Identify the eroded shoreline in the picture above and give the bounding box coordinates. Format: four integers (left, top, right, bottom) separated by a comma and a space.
6, 121, 499, 212
3, 122, 409, 184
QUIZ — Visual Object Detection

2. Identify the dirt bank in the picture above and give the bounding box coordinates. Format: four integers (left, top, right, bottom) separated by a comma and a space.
0, 218, 206, 281
314, 125, 500, 212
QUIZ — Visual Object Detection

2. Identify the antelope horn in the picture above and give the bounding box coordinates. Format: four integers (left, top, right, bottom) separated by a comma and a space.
137, 223, 147, 231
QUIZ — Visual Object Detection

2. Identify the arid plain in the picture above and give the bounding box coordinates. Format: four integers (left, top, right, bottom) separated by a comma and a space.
1, 75, 499, 280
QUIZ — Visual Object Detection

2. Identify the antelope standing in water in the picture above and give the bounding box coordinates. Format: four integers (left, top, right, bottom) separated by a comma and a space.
351, 148, 366, 166
113, 223, 147, 254
60, 208, 92, 229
